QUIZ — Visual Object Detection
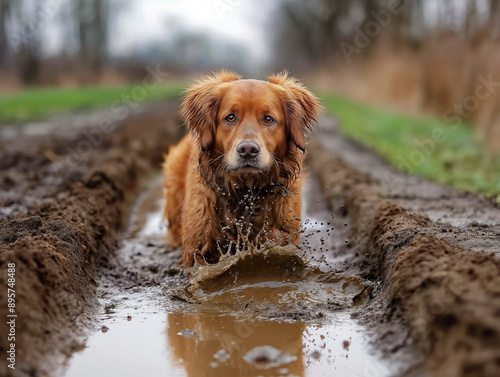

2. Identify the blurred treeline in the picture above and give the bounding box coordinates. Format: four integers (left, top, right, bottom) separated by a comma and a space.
273, 0, 500, 67
0, 0, 118, 85
272, 0, 500, 150
0, 0, 250, 87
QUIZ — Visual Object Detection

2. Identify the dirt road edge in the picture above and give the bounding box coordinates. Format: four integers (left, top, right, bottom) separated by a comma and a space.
0, 102, 181, 377
308, 143, 500, 377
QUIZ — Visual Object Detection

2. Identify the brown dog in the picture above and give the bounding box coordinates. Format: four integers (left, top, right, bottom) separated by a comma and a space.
162, 71, 320, 267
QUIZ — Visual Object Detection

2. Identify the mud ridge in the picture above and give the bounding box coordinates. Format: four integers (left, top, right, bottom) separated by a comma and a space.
0, 101, 181, 377
308, 140, 500, 377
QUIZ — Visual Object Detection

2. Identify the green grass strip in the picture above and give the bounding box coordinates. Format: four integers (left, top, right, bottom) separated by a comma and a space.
322, 94, 500, 196
0, 83, 185, 124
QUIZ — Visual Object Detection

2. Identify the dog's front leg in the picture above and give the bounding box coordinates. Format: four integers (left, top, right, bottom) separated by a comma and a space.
180, 186, 223, 267
264, 189, 302, 247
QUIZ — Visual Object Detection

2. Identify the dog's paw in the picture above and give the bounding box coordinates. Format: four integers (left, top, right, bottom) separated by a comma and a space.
180, 248, 195, 267
268, 228, 292, 246
198, 241, 221, 264
165, 238, 181, 251
165, 230, 181, 250
181, 241, 221, 267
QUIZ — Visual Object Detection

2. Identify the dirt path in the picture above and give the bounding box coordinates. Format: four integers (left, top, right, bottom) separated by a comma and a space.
0, 102, 499, 377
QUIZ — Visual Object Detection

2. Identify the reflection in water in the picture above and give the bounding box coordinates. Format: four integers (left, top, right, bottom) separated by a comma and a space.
166, 310, 393, 377
167, 312, 305, 377
64, 309, 392, 377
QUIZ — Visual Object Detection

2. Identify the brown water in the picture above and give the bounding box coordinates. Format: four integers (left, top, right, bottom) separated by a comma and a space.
63, 174, 398, 377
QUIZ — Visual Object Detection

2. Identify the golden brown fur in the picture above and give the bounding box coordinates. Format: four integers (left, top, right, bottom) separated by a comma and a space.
163, 71, 320, 266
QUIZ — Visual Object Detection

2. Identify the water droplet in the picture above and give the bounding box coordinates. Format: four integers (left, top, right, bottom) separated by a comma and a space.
177, 329, 195, 338
214, 349, 231, 362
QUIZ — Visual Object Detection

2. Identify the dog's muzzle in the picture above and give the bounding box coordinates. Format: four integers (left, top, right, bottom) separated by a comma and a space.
236, 141, 260, 160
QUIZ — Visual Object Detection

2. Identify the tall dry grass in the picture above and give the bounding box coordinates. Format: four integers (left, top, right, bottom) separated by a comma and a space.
310, 36, 500, 152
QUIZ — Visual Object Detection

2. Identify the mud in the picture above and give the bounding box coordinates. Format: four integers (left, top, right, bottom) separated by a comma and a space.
0, 102, 182, 376
308, 116, 500, 376
0, 103, 499, 377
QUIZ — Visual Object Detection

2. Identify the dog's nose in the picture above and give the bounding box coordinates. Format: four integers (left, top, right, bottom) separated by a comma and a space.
237, 141, 260, 159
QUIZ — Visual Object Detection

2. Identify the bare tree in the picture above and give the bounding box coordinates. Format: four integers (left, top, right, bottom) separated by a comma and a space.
489, 0, 500, 38
272, 0, 357, 70
74, 0, 110, 77
0, 0, 11, 67
9, 0, 43, 85
465, 0, 480, 38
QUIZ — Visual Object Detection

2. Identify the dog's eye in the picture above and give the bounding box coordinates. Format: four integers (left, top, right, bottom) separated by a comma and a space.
264, 115, 275, 124
225, 114, 236, 122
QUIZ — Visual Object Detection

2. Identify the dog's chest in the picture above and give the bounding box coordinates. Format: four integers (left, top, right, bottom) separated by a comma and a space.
215, 188, 285, 235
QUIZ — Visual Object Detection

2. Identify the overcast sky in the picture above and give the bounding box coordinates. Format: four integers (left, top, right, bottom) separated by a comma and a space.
107, 0, 273, 63
41, 0, 274, 63
114, 0, 267, 49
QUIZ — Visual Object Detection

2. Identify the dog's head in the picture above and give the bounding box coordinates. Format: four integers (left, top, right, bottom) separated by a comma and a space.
180, 71, 320, 186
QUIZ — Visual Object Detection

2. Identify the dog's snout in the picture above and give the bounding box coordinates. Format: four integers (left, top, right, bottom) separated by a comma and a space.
237, 141, 260, 159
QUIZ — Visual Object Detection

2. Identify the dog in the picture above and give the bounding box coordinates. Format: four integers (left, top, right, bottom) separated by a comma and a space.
162, 71, 320, 267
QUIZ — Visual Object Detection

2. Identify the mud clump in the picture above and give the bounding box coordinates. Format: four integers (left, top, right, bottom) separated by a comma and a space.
363, 202, 430, 281
390, 236, 500, 376
0, 102, 181, 376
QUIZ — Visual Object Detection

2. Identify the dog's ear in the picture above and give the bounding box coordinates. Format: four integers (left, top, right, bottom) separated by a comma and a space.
269, 72, 321, 153
180, 71, 240, 150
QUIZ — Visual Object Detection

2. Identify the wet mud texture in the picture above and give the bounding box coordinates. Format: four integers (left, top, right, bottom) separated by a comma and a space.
308, 116, 500, 377
0, 101, 182, 377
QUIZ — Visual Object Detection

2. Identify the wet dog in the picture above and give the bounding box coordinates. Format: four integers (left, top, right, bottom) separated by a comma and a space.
162, 71, 320, 266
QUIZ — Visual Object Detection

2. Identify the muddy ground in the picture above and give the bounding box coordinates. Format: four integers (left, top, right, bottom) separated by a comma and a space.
0, 100, 499, 377
0, 102, 182, 376
309, 117, 500, 376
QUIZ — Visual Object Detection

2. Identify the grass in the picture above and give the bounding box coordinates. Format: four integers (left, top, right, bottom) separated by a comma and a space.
321, 94, 500, 197
0, 83, 185, 124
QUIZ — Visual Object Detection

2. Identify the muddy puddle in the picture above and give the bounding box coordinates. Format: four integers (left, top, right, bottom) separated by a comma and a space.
63, 173, 399, 377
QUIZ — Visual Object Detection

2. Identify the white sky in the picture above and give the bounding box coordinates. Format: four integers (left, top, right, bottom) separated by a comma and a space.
110, 0, 272, 61
41, 0, 274, 63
